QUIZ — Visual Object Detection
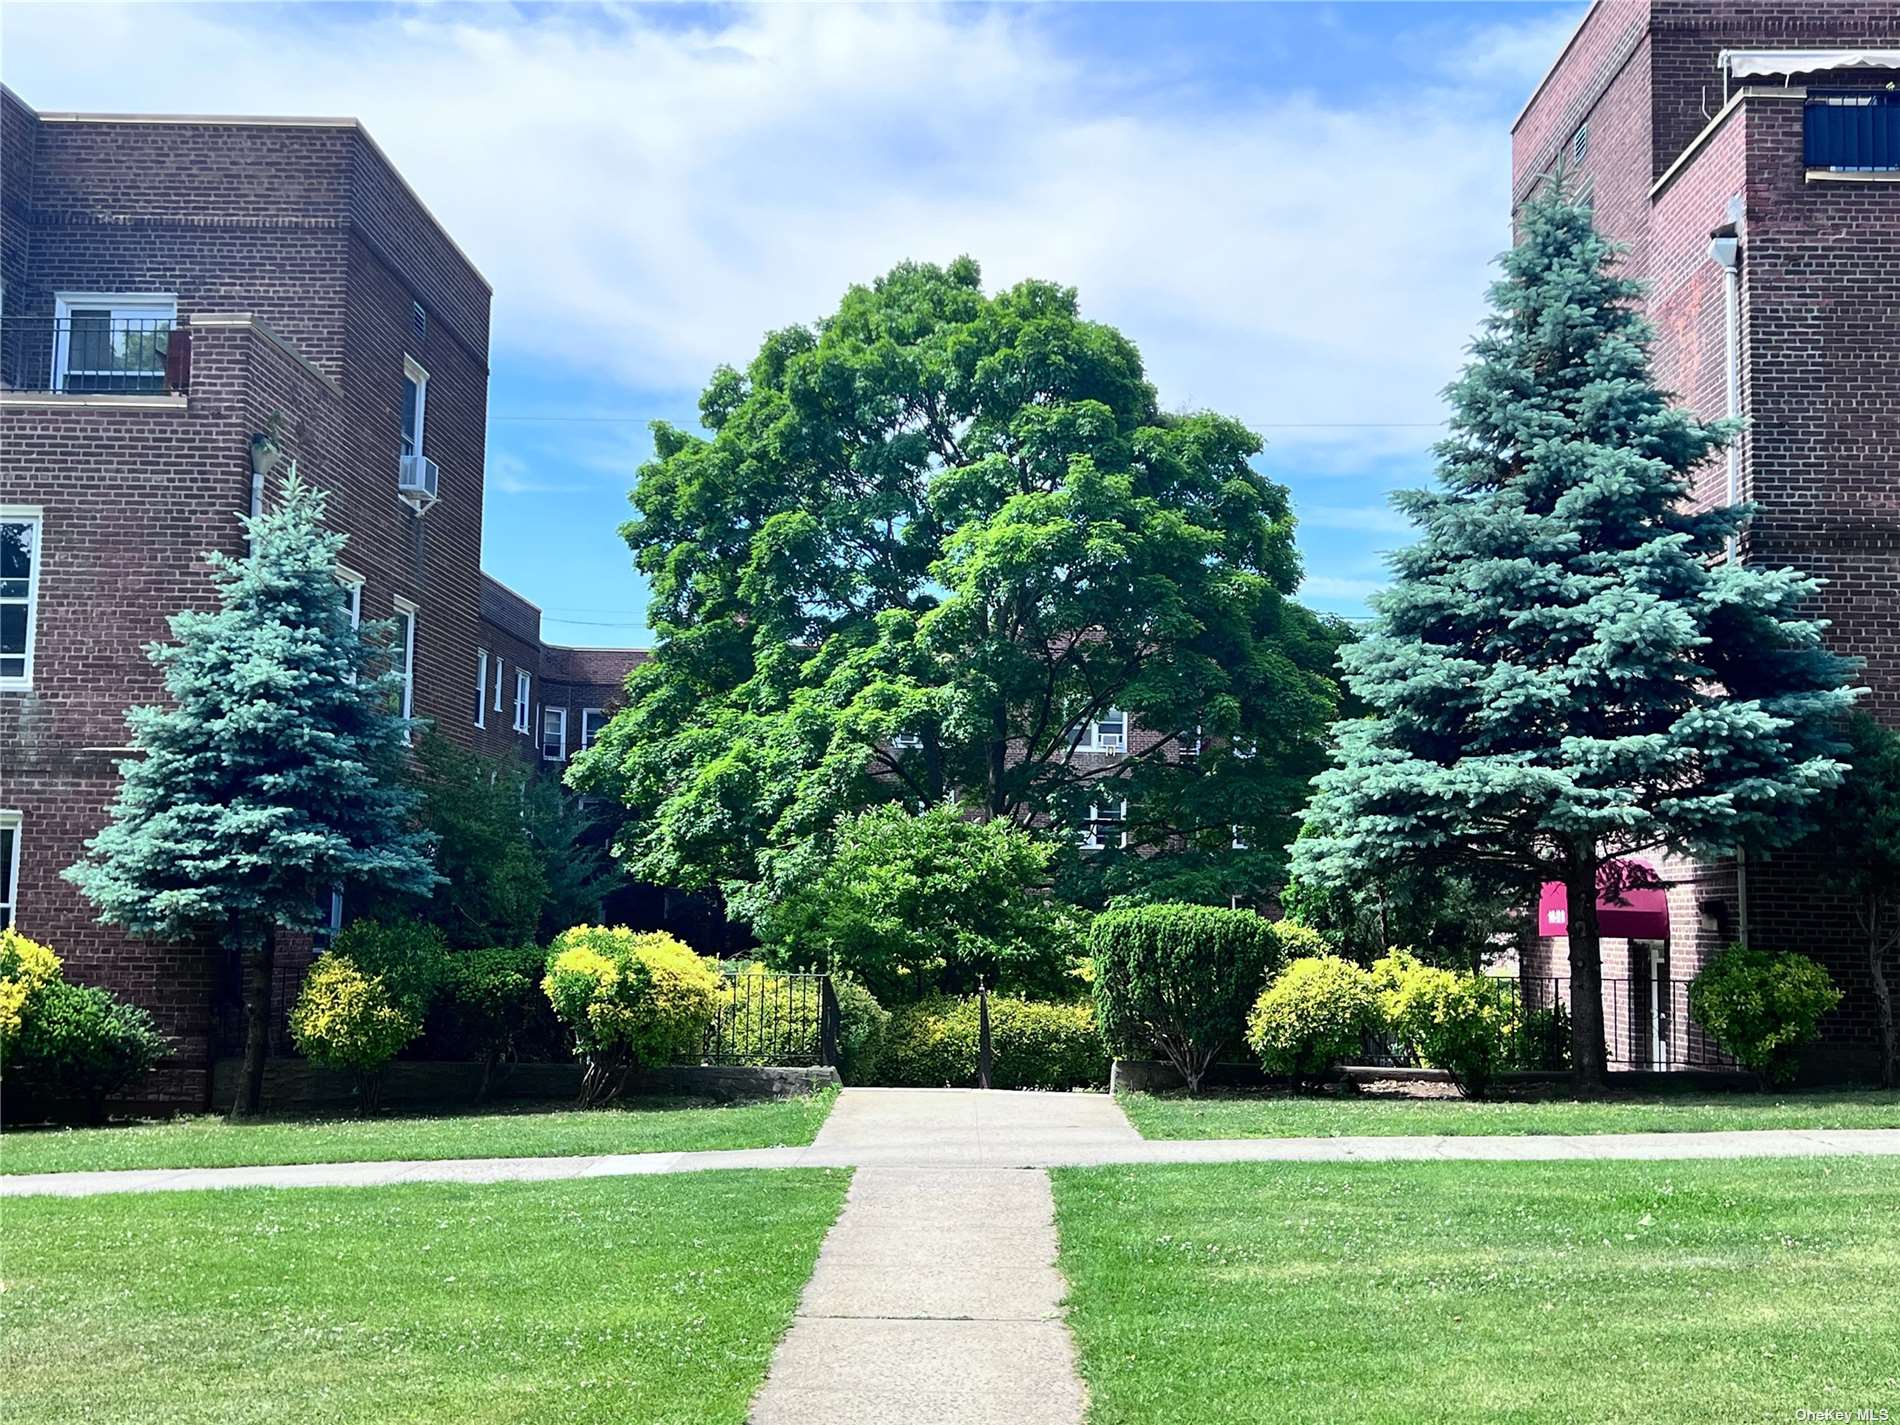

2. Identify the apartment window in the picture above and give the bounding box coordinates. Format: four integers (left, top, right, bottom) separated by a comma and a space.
1231, 824, 1249, 851
1233, 737, 1257, 760
392, 597, 418, 728
1, 509, 43, 688
1180, 725, 1203, 763
335, 570, 364, 631
1080, 800, 1128, 850
401, 356, 429, 461
1076, 708, 1127, 753
52, 293, 175, 394
514, 670, 531, 733
493, 659, 504, 715
580, 707, 607, 750
541, 707, 569, 762
892, 729, 924, 750
314, 886, 344, 950
475, 650, 489, 727
0, 811, 19, 930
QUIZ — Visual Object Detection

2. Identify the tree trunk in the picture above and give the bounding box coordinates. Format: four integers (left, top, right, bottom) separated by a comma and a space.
229, 924, 276, 1122
1565, 861, 1608, 1091
1866, 893, 1897, 1090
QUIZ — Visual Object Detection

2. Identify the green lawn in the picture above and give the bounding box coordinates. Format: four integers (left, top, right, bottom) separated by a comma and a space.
1117, 1086, 1900, 1139
0, 1090, 835, 1175
0, 1168, 849, 1425
1053, 1156, 1900, 1425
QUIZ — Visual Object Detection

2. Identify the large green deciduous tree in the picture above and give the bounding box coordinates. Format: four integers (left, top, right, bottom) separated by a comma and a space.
1290, 189, 1860, 1087
65, 474, 438, 1117
574, 258, 1344, 916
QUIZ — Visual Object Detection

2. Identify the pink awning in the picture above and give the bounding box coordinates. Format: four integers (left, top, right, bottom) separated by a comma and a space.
1537, 860, 1670, 941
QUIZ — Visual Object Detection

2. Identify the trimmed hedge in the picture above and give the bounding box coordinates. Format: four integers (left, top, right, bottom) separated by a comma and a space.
1376, 952, 1517, 1098
1689, 944, 1841, 1085
2, 929, 167, 1121
879, 995, 1107, 1089
288, 954, 421, 1111
1246, 955, 1379, 1088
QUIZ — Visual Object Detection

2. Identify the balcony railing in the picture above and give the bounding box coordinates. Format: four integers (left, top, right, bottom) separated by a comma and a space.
0, 316, 189, 397
1805, 90, 1900, 172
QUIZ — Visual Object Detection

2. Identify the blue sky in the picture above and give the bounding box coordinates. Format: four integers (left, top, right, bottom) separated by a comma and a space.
3, 0, 1583, 646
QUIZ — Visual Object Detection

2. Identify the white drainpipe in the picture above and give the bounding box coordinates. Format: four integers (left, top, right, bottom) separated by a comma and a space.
1708, 229, 1748, 949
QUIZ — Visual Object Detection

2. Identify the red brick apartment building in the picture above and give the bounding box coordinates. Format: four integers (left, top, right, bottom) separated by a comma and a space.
1513, 2, 1899, 1076
0, 89, 642, 1105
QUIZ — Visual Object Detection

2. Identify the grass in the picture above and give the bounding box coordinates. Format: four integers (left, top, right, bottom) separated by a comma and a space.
0, 1168, 849, 1425
1117, 1086, 1900, 1139
1053, 1156, 1900, 1425
0, 1089, 836, 1176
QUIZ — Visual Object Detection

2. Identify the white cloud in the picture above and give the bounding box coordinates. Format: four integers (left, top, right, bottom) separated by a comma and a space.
0, 0, 1554, 481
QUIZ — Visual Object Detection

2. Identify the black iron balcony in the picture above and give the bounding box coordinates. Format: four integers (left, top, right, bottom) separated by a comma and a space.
1804, 89, 1900, 172
0, 315, 190, 397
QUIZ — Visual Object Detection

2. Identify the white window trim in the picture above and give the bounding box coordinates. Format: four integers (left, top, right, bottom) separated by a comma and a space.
392, 596, 418, 728
401, 354, 429, 461
892, 729, 924, 749
542, 706, 568, 762
1231, 824, 1249, 851
475, 649, 489, 728
334, 566, 365, 630
1181, 724, 1203, 762
514, 670, 531, 733
1077, 708, 1127, 753
0, 505, 45, 692
493, 659, 504, 714
0, 809, 20, 931
52, 292, 176, 391
580, 707, 606, 750
1080, 800, 1129, 851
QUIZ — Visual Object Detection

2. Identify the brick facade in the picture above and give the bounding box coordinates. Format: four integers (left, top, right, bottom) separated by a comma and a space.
1513, 2, 1900, 1075
0, 88, 644, 1106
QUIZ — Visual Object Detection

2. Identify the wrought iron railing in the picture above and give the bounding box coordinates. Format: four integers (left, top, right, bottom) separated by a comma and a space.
691, 965, 838, 1068
1805, 90, 1900, 172
0, 316, 188, 395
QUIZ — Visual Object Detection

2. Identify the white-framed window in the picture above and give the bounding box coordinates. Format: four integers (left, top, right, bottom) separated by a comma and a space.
493, 659, 504, 714
335, 566, 363, 685
0, 810, 19, 930
1180, 724, 1203, 762
475, 649, 489, 727
52, 293, 176, 394
1233, 737, 1257, 760
392, 597, 418, 731
315, 885, 344, 950
401, 355, 429, 462
541, 706, 569, 762
1, 508, 43, 689
1080, 799, 1128, 850
1231, 824, 1249, 851
580, 707, 607, 750
892, 729, 923, 750
1075, 707, 1127, 753
514, 670, 531, 733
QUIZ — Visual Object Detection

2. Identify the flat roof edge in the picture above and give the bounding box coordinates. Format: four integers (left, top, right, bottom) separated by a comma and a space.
1512, 0, 1609, 134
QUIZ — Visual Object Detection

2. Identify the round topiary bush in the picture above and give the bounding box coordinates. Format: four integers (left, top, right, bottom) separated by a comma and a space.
1090, 903, 1283, 1094
542, 926, 723, 1105
1376, 955, 1517, 1098
1246, 955, 1379, 1089
289, 953, 422, 1112
1688, 944, 1842, 1086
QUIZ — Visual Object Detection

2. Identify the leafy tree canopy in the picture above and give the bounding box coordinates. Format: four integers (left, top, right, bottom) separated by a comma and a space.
576, 258, 1345, 912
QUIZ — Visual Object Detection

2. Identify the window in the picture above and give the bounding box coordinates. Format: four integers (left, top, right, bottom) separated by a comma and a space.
514, 670, 531, 733
1805, 90, 1900, 172
1231, 824, 1249, 851
401, 356, 429, 462
541, 706, 569, 762
1076, 708, 1127, 752
475, 650, 489, 727
580, 708, 607, 750
0, 811, 19, 930
1233, 737, 1257, 760
314, 886, 343, 950
494, 659, 504, 714
892, 729, 923, 750
335, 567, 363, 685
53, 293, 175, 394
1180, 725, 1203, 763
1080, 800, 1128, 850
392, 597, 417, 730
1, 509, 43, 688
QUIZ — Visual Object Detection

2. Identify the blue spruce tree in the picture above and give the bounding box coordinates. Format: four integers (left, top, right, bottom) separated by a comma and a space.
1292, 187, 1860, 1086
67, 473, 437, 1116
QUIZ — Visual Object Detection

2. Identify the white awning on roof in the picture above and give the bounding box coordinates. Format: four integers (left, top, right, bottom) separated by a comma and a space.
1720, 48, 1900, 79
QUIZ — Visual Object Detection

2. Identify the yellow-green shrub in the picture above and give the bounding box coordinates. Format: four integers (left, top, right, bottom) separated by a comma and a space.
288, 954, 421, 1111
542, 926, 722, 1105
1689, 944, 1842, 1085
0, 928, 62, 1066
879, 996, 1107, 1089
1246, 955, 1379, 1088
1380, 958, 1516, 1098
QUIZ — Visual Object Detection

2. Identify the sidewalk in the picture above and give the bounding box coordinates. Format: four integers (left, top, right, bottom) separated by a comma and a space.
5, 1089, 1898, 1197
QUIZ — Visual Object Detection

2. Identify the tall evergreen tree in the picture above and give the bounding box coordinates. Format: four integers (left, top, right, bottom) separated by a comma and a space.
1291, 188, 1860, 1086
66, 474, 437, 1117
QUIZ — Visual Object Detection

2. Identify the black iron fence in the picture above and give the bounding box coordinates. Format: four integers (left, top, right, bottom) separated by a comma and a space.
1, 315, 188, 395
692, 965, 839, 1068
1355, 975, 1736, 1073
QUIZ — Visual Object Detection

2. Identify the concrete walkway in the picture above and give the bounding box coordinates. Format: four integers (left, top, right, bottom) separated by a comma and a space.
5, 1089, 1899, 1198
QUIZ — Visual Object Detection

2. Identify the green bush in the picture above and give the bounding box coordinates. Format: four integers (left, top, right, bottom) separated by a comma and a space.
1246, 955, 1379, 1089
13, 978, 167, 1123
1090, 903, 1283, 1094
542, 926, 723, 1105
0, 927, 62, 1067
1689, 944, 1842, 1085
330, 918, 449, 1018
289, 954, 421, 1111
1271, 922, 1336, 961
426, 944, 563, 1092
833, 974, 889, 1084
878, 996, 1107, 1089
1379, 958, 1517, 1098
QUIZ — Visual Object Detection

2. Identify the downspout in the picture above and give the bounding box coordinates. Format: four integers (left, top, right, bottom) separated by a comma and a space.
1708, 227, 1748, 948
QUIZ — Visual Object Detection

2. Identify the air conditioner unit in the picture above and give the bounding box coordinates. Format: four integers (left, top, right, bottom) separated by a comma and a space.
399, 454, 440, 509
1097, 732, 1125, 752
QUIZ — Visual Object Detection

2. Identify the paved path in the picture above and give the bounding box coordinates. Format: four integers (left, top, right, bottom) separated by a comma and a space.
5, 1089, 1898, 1197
